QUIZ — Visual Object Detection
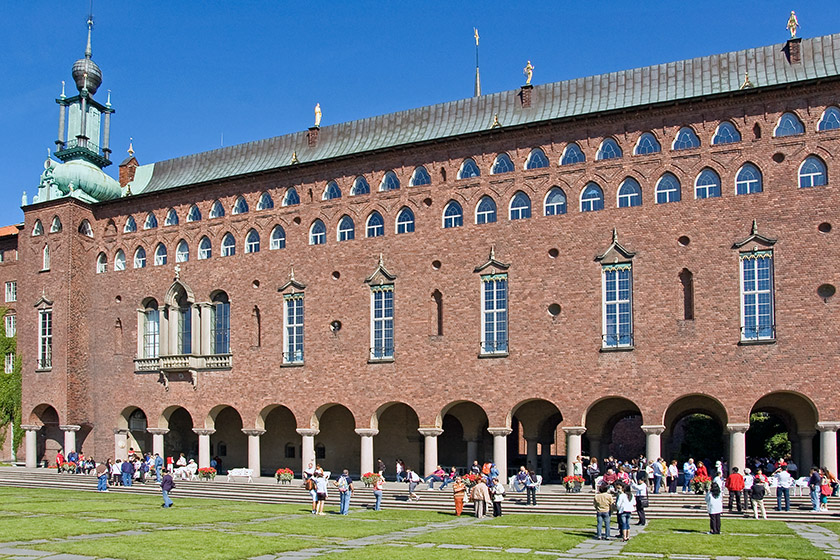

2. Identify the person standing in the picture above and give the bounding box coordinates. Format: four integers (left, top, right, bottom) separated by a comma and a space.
471, 477, 491, 518
632, 472, 649, 525
406, 468, 421, 501
725, 467, 744, 513
742, 468, 754, 511
616, 483, 636, 542
651, 458, 664, 494
587, 458, 600, 490
335, 469, 354, 515
667, 460, 679, 493
683, 458, 697, 493
706, 482, 723, 534
774, 467, 792, 511
314, 471, 329, 515
491, 477, 505, 517
160, 471, 175, 508
153, 453, 164, 483
95, 460, 109, 492
121, 457, 134, 487
376, 458, 386, 477
820, 468, 832, 512
751, 475, 768, 519
525, 470, 538, 505
452, 477, 466, 517
395, 460, 405, 483
372, 473, 384, 511
594, 484, 614, 540
305, 473, 318, 513
808, 466, 822, 512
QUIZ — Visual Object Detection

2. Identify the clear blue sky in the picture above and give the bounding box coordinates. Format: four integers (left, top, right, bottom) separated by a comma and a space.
1, 1, 838, 227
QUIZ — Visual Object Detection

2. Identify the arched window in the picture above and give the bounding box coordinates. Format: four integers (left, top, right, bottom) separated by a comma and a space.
187, 205, 201, 222
819, 107, 840, 131
270, 226, 286, 249
509, 191, 532, 220
175, 240, 189, 262
209, 200, 225, 218
50, 216, 62, 233
580, 182, 604, 212
633, 132, 659, 155
123, 216, 136, 233
133, 247, 146, 269
323, 181, 341, 200
79, 219, 93, 237
596, 138, 622, 160
232, 196, 249, 215
283, 187, 300, 206
655, 173, 681, 204
143, 213, 157, 230
561, 143, 585, 165
198, 236, 212, 259
712, 122, 741, 145
525, 148, 549, 169
799, 156, 828, 188
142, 300, 160, 358
154, 243, 167, 266
443, 201, 463, 228
337, 216, 355, 241
617, 177, 642, 208
32, 220, 43, 236
366, 212, 384, 237
695, 168, 721, 199
491, 153, 514, 174
774, 112, 805, 137
735, 163, 763, 195
410, 166, 431, 186
672, 127, 700, 150
310, 219, 326, 245
351, 176, 370, 195
171, 286, 192, 355
257, 192, 274, 210
245, 229, 260, 253
113, 250, 125, 271
211, 292, 230, 354
475, 196, 497, 224
544, 187, 567, 216
96, 252, 107, 274
164, 208, 179, 226
42, 244, 50, 270
380, 171, 400, 191
221, 233, 236, 256
458, 158, 481, 179
396, 207, 415, 234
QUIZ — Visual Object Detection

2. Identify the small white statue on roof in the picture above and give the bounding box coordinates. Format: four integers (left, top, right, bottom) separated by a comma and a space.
314, 103, 322, 128
787, 11, 799, 39
523, 61, 534, 85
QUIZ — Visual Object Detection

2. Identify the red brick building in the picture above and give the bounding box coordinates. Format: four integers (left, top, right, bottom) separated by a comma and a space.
14, 25, 840, 480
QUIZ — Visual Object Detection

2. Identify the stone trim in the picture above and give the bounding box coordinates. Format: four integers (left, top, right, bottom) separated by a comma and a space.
417, 428, 444, 438
192, 428, 216, 436
354, 429, 379, 438
241, 429, 266, 437
726, 423, 750, 434
562, 426, 586, 436
296, 428, 319, 437
487, 427, 512, 437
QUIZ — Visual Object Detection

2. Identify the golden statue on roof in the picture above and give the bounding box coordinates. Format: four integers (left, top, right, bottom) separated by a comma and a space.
787, 11, 799, 39
314, 103, 322, 128
523, 61, 534, 85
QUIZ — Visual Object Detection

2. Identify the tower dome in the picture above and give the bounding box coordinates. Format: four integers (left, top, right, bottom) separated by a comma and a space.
71, 18, 102, 94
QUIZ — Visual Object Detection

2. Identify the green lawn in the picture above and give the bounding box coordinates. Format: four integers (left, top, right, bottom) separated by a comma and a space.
407, 524, 587, 551
323, 545, 543, 559
0, 515, 130, 542
480, 513, 595, 529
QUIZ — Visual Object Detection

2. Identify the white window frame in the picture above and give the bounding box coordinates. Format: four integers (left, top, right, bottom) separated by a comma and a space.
4, 353, 13, 373
198, 238, 212, 260
134, 247, 146, 269
270, 226, 286, 249
4, 314, 15, 338
337, 217, 355, 241
38, 308, 52, 369
283, 294, 304, 364
114, 250, 126, 271
143, 308, 160, 359
96, 253, 107, 274
175, 241, 189, 263
480, 274, 508, 355
5, 281, 16, 303
245, 230, 260, 253
370, 286, 394, 360
154, 244, 167, 266
602, 264, 633, 348
740, 251, 775, 341
221, 234, 236, 256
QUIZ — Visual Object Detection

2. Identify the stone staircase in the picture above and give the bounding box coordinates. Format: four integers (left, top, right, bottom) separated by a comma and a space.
0, 467, 836, 523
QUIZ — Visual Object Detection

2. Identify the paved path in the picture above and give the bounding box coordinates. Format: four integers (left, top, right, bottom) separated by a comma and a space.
789, 522, 840, 560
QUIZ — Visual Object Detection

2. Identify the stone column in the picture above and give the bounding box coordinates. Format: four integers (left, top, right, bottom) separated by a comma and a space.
540, 440, 552, 479
296, 428, 319, 475
136, 308, 146, 357
355, 429, 379, 476
242, 429, 266, 476
818, 422, 840, 475
487, 427, 512, 482
466, 439, 479, 468
60, 424, 81, 454
160, 307, 170, 356
798, 431, 816, 469
113, 428, 129, 461
525, 437, 539, 471
641, 425, 666, 461
21, 425, 40, 468
190, 305, 201, 355
168, 306, 180, 354
563, 426, 586, 478
147, 428, 169, 458
193, 428, 215, 469
199, 303, 213, 356
418, 428, 444, 477
726, 423, 750, 474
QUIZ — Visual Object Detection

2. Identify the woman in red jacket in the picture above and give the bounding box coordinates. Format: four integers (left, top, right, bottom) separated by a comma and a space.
695, 461, 708, 478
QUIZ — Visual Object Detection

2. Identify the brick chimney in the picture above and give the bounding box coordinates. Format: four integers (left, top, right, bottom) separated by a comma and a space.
519, 85, 533, 108
308, 126, 320, 148
119, 156, 138, 188
784, 37, 802, 64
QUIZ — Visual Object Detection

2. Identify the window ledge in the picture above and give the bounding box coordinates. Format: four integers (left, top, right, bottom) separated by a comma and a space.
35, 368, 52, 372
280, 362, 304, 368
39, 269, 50, 273
600, 346, 635, 353
368, 357, 395, 364
478, 352, 509, 359
738, 338, 776, 346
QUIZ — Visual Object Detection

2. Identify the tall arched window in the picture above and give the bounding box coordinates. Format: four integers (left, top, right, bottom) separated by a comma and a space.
42, 244, 50, 270
735, 163, 763, 195
410, 166, 431, 186
491, 153, 514, 174
154, 243, 167, 266
655, 173, 681, 204
634, 133, 661, 155
337, 216, 355, 241
672, 127, 700, 150
580, 182, 604, 212
134, 247, 146, 269
79, 220, 93, 237
114, 249, 126, 271
712, 122, 741, 145
143, 213, 158, 230
309, 219, 326, 245
209, 200, 225, 218
443, 201, 463, 228
695, 168, 721, 199
96, 252, 107, 274
525, 148, 549, 169
617, 178, 642, 208
509, 191, 531, 220
544, 187, 567, 216
245, 229, 260, 253
175, 240, 189, 262
596, 138, 622, 160
352, 176, 370, 195
366, 212, 384, 237
123, 216, 136, 233
475, 196, 497, 224
198, 236, 212, 259
164, 208, 179, 226
774, 112, 805, 137
49, 216, 62, 233
211, 292, 230, 354
818, 107, 840, 131
323, 181, 341, 200
270, 225, 286, 249
396, 208, 415, 234
561, 143, 585, 165
32, 220, 43, 236
799, 156, 828, 188
256, 192, 274, 210
458, 158, 481, 179
187, 205, 202, 222
232, 196, 249, 214
380, 171, 400, 191
221, 233, 236, 256
171, 287, 192, 355
283, 188, 300, 206
142, 299, 160, 358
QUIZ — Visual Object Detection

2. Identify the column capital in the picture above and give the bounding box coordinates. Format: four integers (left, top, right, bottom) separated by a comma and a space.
797, 430, 817, 438
242, 429, 266, 437
562, 426, 587, 436
726, 423, 750, 434
20, 424, 40, 432
354, 428, 379, 438
418, 427, 444, 438
487, 427, 512, 437
817, 422, 840, 433
60, 424, 81, 432
146, 428, 170, 435
113, 428, 130, 435
640, 425, 666, 435
193, 428, 216, 436
296, 428, 320, 437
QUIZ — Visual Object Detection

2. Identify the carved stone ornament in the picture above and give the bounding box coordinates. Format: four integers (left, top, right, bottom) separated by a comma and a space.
594, 228, 636, 264
732, 219, 777, 251
474, 245, 511, 274
278, 265, 306, 294
365, 253, 397, 285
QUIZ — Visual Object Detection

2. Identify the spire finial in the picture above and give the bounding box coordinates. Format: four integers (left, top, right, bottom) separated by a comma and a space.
740, 70, 754, 90
84, 13, 94, 59
291, 151, 299, 164
473, 27, 481, 97
612, 228, 618, 243
127, 137, 134, 157
751, 219, 758, 235
60, 80, 66, 98
489, 245, 496, 260
378, 253, 384, 267
491, 113, 501, 128
106, 89, 111, 107
289, 265, 296, 282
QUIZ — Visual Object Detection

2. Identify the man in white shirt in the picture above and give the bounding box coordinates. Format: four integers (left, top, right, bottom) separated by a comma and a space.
774, 468, 793, 511
683, 458, 697, 493
743, 468, 754, 510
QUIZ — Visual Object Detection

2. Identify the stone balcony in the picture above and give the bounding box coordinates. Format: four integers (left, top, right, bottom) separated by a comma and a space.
134, 354, 232, 373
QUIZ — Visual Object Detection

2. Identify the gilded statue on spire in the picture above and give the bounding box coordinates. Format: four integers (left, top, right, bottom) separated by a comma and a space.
786, 11, 799, 39
523, 61, 534, 85
314, 103, 322, 128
